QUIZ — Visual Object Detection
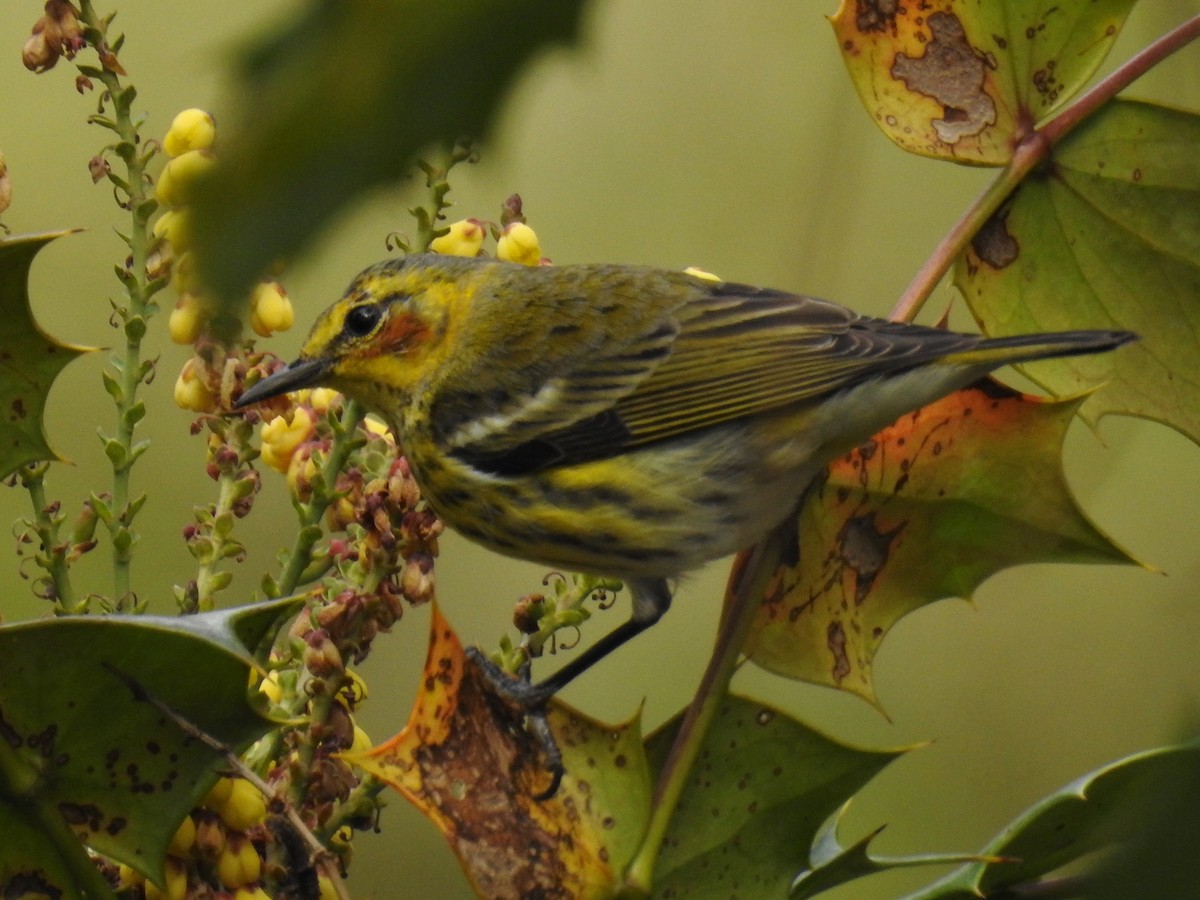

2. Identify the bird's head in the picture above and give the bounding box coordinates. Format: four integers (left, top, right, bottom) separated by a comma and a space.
236, 254, 486, 416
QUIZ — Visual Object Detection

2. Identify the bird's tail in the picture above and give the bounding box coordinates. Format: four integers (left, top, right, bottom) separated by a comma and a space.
941, 329, 1138, 368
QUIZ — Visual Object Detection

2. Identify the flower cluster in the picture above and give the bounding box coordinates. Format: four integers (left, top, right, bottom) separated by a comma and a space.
22, 0, 86, 73
156, 108, 295, 356
429, 193, 548, 265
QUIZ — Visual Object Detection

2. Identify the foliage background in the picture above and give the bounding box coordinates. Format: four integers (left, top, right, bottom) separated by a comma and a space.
0, 1, 1197, 896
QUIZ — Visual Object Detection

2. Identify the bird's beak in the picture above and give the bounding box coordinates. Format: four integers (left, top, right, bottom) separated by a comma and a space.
235, 357, 331, 408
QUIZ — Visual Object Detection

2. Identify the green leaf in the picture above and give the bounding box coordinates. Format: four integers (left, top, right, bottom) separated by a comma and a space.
958, 99, 1200, 445
190, 0, 588, 306
904, 740, 1200, 898
645, 695, 903, 898
744, 382, 1136, 707
0, 231, 94, 479
0, 597, 301, 894
831, 0, 1135, 163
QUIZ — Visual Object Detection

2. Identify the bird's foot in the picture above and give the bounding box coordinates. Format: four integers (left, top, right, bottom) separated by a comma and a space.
465, 646, 564, 800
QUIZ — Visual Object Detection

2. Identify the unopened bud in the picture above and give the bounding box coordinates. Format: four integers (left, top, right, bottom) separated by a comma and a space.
497, 221, 542, 266
164, 108, 216, 157
429, 218, 486, 257
249, 281, 294, 337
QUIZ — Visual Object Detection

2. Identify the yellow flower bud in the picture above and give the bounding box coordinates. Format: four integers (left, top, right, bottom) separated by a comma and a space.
249, 281, 294, 337
216, 835, 262, 887
218, 778, 268, 831
362, 416, 392, 440
168, 294, 207, 345
117, 863, 144, 889
233, 888, 272, 900
174, 359, 215, 413
260, 407, 314, 474
496, 221, 542, 266
318, 875, 339, 900
309, 387, 341, 414
146, 858, 187, 900
257, 669, 283, 704
155, 149, 216, 208
171, 251, 199, 295
350, 722, 372, 755
168, 813, 196, 856
153, 208, 192, 252
429, 218, 485, 257
164, 108, 216, 157
202, 776, 234, 810
683, 266, 722, 282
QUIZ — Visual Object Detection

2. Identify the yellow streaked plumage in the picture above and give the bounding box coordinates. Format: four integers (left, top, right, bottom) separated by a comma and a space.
237, 253, 1135, 696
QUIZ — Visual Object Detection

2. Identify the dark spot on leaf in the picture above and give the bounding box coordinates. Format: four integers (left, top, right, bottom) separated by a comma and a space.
106, 816, 127, 835
58, 801, 103, 830
828, 621, 851, 683
972, 210, 1019, 269
146, 740, 160, 754
9, 398, 26, 421
855, 0, 899, 32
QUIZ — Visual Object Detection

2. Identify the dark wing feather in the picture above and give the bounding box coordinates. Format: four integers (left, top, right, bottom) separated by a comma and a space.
448, 273, 980, 476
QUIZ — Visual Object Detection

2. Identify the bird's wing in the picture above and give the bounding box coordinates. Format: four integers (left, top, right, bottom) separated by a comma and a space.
445, 278, 977, 477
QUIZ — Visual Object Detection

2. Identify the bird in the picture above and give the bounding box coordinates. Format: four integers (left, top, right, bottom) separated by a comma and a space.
236, 252, 1135, 703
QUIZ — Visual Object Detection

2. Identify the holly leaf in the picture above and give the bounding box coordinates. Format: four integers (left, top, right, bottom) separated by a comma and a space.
646, 695, 904, 898
907, 740, 1200, 898
831, 0, 1135, 164
190, 0, 588, 306
0, 231, 93, 479
0, 597, 301, 895
958, 99, 1200, 445
344, 603, 651, 899
744, 381, 1135, 707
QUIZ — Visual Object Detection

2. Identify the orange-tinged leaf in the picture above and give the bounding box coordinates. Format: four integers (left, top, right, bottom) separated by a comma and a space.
0, 231, 94, 479
343, 604, 651, 900
744, 381, 1135, 707
830, 0, 1135, 164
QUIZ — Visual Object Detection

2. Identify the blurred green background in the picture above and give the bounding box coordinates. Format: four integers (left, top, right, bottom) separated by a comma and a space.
1, 1, 1198, 896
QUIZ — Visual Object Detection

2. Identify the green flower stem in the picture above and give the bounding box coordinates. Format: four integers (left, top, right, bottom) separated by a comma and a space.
274, 399, 365, 597
889, 11, 1200, 325
78, 0, 163, 607
19, 463, 80, 615
623, 539, 778, 895
194, 469, 240, 613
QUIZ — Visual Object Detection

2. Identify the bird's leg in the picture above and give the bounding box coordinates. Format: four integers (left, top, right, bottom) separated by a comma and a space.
467, 577, 673, 797
471, 576, 673, 707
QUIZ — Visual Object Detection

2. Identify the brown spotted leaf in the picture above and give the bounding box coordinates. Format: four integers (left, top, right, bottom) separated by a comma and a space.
744, 381, 1135, 707
958, 99, 1200, 445
0, 598, 300, 896
344, 603, 651, 900
0, 231, 93, 479
831, 0, 1135, 164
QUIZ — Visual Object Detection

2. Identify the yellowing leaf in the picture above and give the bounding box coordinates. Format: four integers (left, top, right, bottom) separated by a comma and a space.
744, 381, 1135, 707
830, 0, 1135, 164
344, 604, 651, 900
0, 231, 93, 479
958, 99, 1200, 445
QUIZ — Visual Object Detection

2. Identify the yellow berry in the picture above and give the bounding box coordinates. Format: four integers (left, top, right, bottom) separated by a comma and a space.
174, 359, 215, 413
168, 814, 196, 856
168, 294, 206, 345
153, 208, 192, 252
218, 778, 268, 831
496, 222, 542, 266
429, 218, 485, 257
155, 149, 216, 208
164, 108, 216, 157
683, 266, 722, 282
249, 281, 294, 337
260, 407, 315, 474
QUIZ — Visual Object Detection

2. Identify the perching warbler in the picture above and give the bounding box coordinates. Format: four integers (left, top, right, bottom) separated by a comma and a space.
237, 253, 1135, 697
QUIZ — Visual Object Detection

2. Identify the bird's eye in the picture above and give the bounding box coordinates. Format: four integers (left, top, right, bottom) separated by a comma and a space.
343, 304, 381, 337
